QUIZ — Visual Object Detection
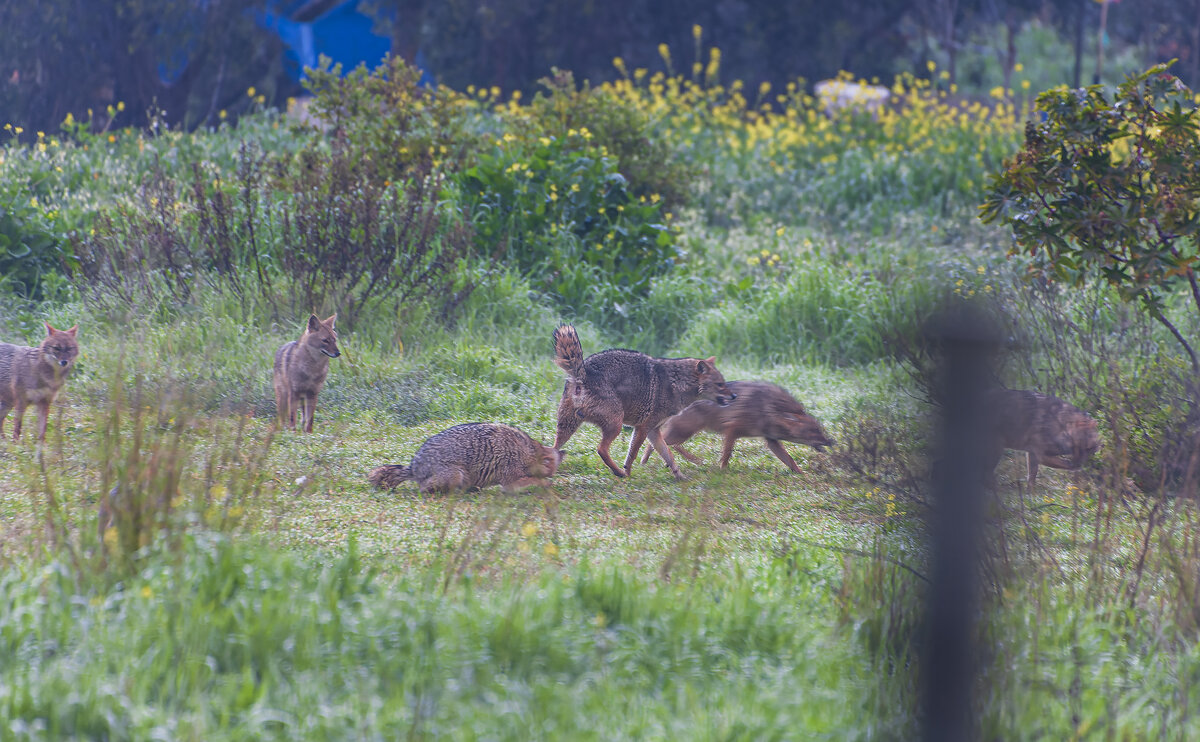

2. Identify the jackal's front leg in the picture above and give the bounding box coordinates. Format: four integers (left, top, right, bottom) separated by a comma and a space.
765, 439, 802, 473
35, 401, 51, 442
623, 426, 648, 475
647, 427, 685, 481
11, 400, 27, 441
303, 395, 318, 433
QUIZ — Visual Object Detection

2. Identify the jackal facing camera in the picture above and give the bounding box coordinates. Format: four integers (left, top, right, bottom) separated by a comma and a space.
273, 313, 340, 433
0, 322, 79, 442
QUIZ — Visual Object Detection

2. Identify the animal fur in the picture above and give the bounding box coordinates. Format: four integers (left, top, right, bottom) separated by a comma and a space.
273, 313, 340, 433
552, 323, 735, 480
985, 388, 1100, 489
369, 422, 565, 493
0, 322, 79, 442
642, 380, 833, 472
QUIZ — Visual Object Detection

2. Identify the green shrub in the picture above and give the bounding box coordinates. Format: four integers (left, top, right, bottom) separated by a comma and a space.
0, 189, 68, 298
76, 143, 472, 332
303, 55, 482, 180
519, 69, 696, 212
454, 130, 678, 314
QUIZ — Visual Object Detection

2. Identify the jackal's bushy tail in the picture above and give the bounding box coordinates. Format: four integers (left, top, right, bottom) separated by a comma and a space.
553, 324, 585, 381
368, 464, 413, 490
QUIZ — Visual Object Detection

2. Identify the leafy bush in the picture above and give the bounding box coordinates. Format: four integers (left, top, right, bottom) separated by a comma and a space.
519, 69, 696, 212
303, 55, 482, 180
983, 63, 1200, 373
76, 143, 472, 331
454, 130, 677, 314
0, 184, 69, 298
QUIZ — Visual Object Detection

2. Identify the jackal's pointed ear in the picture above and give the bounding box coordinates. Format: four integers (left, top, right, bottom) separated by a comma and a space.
307, 314, 322, 333
44, 321, 56, 336
324, 313, 337, 329
696, 358, 712, 374
65, 325, 78, 337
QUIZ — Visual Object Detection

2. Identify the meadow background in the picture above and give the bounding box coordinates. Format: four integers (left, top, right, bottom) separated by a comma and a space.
3, 15, 1200, 740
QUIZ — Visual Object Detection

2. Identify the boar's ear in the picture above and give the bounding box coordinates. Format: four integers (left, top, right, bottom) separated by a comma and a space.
65, 324, 78, 337
324, 313, 337, 329
307, 314, 322, 333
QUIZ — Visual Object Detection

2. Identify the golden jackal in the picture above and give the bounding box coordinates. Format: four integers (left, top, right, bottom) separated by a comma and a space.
273, 314, 340, 433
643, 380, 833, 472
985, 388, 1100, 489
368, 422, 565, 493
0, 322, 79, 442
552, 323, 735, 480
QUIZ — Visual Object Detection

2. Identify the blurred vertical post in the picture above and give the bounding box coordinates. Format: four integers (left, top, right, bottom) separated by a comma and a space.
924, 309, 998, 742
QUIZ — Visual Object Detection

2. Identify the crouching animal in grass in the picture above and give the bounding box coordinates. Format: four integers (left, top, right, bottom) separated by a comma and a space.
369, 423, 566, 493
552, 323, 735, 481
643, 380, 833, 473
985, 388, 1100, 491
273, 314, 340, 433
0, 322, 79, 442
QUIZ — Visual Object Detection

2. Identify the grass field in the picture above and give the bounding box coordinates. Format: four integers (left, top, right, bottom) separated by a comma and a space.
3, 61, 1200, 738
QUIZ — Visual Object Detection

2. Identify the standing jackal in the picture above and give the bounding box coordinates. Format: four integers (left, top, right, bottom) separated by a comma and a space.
273, 314, 340, 433
985, 388, 1100, 490
552, 324, 735, 480
369, 422, 565, 493
643, 380, 833, 472
0, 322, 79, 442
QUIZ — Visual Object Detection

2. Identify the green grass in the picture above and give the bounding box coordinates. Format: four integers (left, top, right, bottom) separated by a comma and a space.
4, 81, 1200, 738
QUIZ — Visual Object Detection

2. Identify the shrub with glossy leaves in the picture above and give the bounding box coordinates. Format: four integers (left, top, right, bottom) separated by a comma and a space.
981, 63, 1200, 371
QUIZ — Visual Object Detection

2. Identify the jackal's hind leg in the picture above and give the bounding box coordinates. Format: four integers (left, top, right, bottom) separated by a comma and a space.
420, 466, 469, 493
595, 415, 627, 478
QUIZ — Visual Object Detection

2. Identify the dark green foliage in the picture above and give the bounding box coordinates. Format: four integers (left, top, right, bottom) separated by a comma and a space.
982, 63, 1200, 370
0, 186, 70, 298
302, 54, 481, 180
454, 131, 677, 315
522, 69, 696, 212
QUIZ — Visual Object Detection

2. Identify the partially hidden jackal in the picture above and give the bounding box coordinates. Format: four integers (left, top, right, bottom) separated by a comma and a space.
0, 322, 79, 442
369, 422, 565, 493
273, 314, 340, 433
642, 380, 833, 473
985, 388, 1100, 489
552, 324, 735, 480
